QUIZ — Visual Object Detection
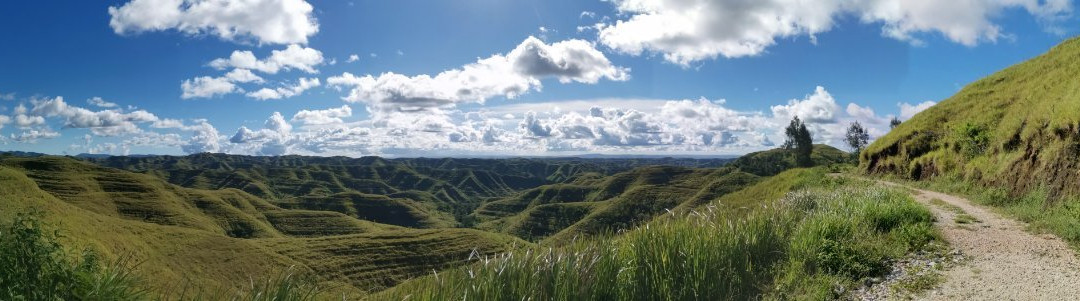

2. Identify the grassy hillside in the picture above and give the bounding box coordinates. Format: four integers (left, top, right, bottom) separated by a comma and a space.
375, 169, 940, 300
0, 156, 525, 296
86, 154, 733, 227
862, 36, 1080, 197
730, 144, 850, 176
474, 166, 761, 242
476, 145, 848, 243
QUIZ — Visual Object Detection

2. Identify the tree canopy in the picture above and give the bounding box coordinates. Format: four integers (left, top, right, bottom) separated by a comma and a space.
783, 116, 813, 167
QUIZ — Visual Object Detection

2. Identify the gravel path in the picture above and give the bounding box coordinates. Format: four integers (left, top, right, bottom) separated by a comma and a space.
878, 181, 1080, 300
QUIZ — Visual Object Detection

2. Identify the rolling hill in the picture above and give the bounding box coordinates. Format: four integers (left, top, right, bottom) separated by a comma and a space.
0, 155, 525, 296
85, 154, 734, 227
0, 146, 846, 297
474, 146, 848, 242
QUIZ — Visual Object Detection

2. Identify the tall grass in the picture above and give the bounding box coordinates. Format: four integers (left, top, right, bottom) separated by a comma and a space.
0, 212, 325, 301
376, 173, 938, 300
0, 211, 147, 300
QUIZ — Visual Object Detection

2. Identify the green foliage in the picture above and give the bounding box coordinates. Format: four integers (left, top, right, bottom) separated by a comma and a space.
729, 144, 850, 176
0, 212, 146, 300
783, 117, 815, 167
377, 170, 939, 300
845, 121, 870, 156
953, 122, 990, 158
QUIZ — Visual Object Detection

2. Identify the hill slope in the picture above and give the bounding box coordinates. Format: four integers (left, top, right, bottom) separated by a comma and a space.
862, 36, 1080, 199
0, 156, 524, 296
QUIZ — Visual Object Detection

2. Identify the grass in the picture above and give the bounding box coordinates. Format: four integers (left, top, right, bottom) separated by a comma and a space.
0, 158, 529, 297
374, 169, 940, 300
0, 211, 147, 300
861, 36, 1080, 244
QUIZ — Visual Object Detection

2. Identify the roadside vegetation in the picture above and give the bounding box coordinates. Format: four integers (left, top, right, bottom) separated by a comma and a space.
915, 177, 1080, 245
375, 169, 941, 300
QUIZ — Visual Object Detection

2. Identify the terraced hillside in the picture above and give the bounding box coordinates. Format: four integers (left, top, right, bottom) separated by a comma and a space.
87, 154, 734, 227
476, 146, 848, 242
0, 155, 523, 296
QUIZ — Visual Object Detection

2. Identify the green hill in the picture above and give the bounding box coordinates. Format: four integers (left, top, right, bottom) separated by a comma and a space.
85, 154, 734, 227
730, 144, 850, 176
862, 36, 1080, 198
0, 155, 525, 296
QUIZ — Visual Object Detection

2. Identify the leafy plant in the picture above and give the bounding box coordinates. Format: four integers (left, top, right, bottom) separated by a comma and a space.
0, 212, 147, 300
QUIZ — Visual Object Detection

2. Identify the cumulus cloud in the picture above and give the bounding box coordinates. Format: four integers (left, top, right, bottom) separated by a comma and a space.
209, 45, 324, 74
598, 0, 1073, 65
898, 100, 937, 119
246, 77, 320, 100
520, 111, 552, 138
0, 92, 14, 101
292, 105, 352, 125
87, 97, 118, 108
30, 97, 158, 134
181, 119, 221, 153
346, 54, 360, 63
327, 36, 628, 112
770, 86, 841, 124
181, 76, 239, 99
224, 68, 264, 83
11, 129, 60, 142
228, 112, 294, 155
108, 0, 319, 45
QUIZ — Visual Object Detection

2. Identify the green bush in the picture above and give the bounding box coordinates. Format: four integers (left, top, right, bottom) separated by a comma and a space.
0, 212, 146, 300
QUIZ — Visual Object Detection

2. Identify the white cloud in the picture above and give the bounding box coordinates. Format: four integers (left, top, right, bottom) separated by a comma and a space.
11, 129, 60, 142
0, 115, 9, 130
209, 44, 324, 74
292, 105, 352, 125
327, 36, 628, 112
181, 119, 221, 153
580, 11, 597, 19
14, 114, 45, 128
0, 92, 14, 101
108, 0, 319, 45
346, 54, 360, 63
898, 100, 937, 119
31, 97, 158, 129
245, 77, 320, 100
181, 76, 239, 99
598, 0, 1073, 65
224, 68, 264, 83
87, 97, 119, 108
520, 111, 552, 138
770, 86, 841, 124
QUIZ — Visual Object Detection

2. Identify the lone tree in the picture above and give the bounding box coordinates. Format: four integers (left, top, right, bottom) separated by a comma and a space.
783, 116, 814, 167
889, 117, 902, 129
845, 121, 870, 157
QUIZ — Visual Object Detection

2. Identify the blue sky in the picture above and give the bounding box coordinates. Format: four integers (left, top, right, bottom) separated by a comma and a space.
0, 0, 1075, 157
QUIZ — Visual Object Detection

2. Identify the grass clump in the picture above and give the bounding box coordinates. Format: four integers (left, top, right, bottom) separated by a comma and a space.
375, 169, 940, 300
0, 211, 146, 300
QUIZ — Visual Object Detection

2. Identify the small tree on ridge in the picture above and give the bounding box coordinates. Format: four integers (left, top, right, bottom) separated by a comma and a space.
783, 116, 813, 167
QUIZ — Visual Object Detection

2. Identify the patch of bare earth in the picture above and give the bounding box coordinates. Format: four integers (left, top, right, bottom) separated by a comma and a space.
870, 181, 1080, 300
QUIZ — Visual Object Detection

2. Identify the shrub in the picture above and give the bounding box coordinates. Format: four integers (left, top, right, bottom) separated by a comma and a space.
0, 212, 146, 300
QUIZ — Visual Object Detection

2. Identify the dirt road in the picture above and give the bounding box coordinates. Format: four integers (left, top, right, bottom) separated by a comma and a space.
879, 181, 1080, 300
